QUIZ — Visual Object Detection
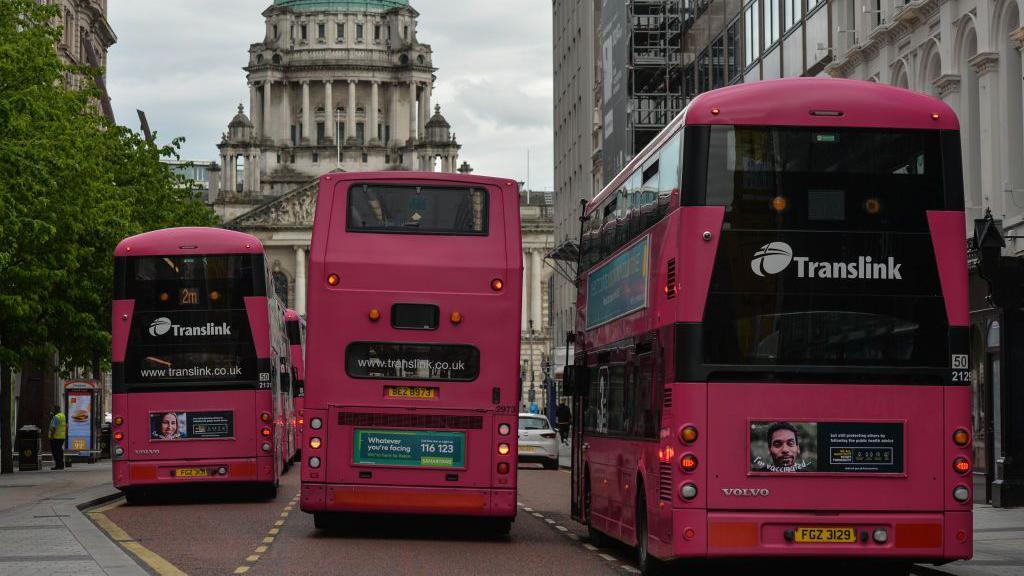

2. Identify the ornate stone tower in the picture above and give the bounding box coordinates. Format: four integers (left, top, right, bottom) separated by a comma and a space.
215, 0, 462, 221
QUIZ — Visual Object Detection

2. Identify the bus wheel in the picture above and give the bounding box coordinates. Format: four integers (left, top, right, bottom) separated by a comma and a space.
124, 489, 147, 506
261, 482, 278, 500
488, 518, 512, 537
584, 473, 608, 547
313, 513, 331, 530
636, 490, 663, 576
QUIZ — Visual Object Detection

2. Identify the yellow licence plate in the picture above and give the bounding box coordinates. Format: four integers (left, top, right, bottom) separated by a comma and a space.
519, 446, 536, 453
174, 468, 208, 478
386, 386, 437, 399
794, 527, 857, 543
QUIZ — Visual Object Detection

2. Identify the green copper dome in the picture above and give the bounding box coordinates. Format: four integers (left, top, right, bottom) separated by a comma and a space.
273, 0, 409, 11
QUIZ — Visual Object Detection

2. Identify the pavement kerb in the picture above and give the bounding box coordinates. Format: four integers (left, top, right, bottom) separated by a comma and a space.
77, 489, 125, 512
63, 486, 149, 576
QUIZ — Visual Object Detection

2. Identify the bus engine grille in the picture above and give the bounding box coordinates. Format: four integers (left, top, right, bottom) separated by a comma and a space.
659, 461, 673, 501
337, 412, 484, 430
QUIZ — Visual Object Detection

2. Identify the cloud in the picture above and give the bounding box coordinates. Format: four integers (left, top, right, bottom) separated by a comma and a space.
106, 0, 554, 190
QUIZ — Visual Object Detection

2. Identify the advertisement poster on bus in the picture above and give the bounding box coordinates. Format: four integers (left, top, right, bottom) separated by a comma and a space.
66, 392, 92, 453
586, 236, 649, 328
353, 429, 465, 468
150, 411, 233, 440
750, 421, 903, 473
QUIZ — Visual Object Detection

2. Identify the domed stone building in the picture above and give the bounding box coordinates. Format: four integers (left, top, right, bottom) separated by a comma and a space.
216, 0, 463, 313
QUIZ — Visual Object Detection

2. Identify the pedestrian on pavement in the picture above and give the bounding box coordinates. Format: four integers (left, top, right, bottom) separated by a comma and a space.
556, 402, 571, 445
48, 404, 67, 470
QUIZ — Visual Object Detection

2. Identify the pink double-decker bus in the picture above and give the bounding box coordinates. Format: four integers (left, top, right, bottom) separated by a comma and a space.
300, 172, 522, 534
112, 228, 291, 502
567, 79, 972, 574
285, 309, 306, 462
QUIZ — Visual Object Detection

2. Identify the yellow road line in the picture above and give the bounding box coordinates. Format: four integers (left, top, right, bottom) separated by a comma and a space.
91, 499, 125, 514
262, 536, 275, 544
254, 546, 268, 553
233, 567, 249, 574
88, 504, 188, 576
121, 541, 189, 576
246, 555, 260, 562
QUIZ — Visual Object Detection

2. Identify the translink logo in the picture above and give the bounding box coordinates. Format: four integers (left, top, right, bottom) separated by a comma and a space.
148, 317, 232, 337
751, 242, 903, 280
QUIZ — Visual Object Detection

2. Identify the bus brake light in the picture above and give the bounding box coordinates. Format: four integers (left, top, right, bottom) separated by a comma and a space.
953, 457, 971, 474
261, 427, 272, 438
113, 431, 124, 441
497, 462, 510, 474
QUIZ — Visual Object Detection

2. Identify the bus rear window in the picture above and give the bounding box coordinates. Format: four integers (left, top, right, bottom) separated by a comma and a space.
124, 255, 259, 310
346, 342, 480, 381
347, 185, 488, 235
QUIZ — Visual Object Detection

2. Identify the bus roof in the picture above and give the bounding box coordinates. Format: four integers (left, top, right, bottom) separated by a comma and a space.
114, 227, 264, 257
585, 78, 959, 216
318, 170, 519, 189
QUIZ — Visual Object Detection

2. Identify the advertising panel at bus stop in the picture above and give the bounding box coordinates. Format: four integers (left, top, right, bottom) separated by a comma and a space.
64, 379, 99, 460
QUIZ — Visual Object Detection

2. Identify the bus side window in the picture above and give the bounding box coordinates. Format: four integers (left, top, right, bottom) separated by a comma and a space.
658, 133, 682, 220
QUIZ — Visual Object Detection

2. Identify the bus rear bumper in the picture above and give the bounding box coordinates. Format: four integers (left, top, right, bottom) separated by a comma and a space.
113, 456, 276, 488
662, 510, 972, 562
300, 483, 516, 518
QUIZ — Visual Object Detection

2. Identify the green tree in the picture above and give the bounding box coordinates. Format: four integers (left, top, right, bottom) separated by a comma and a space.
0, 0, 216, 473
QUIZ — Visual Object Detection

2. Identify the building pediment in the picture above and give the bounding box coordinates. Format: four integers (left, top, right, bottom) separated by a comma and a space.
224, 178, 320, 230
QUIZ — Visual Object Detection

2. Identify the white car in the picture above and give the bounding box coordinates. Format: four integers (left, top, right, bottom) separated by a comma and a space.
518, 413, 560, 470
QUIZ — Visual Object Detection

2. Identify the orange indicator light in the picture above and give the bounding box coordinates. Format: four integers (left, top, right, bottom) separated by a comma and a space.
491, 278, 504, 291
114, 416, 123, 426
450, 311, 463, 324
771, 196, 787, 212
327, 274, 340, 286
953, 429, 970, 447
369, 309, 381, 321
680, 426, 698, 444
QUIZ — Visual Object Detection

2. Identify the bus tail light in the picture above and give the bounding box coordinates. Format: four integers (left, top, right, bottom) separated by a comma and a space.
953, 485, 970, 502
953, 428, 970, 447
260, 412, 271, 423
679, 453, 698, 473
953, 457, 971, 474
261, 427, 272, 438
497, 462, 510, 475
310, 437, 322, 449
498, 443, 511, 456
679, 426, 698, 444
113, 431, 124, 442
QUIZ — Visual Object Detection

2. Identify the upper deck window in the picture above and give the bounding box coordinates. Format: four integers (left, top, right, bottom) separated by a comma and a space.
347, 185, 488, 236
125, 255, 260, 311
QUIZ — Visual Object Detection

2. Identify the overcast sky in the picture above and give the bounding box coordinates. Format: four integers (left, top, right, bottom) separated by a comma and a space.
106, 1, 554, 191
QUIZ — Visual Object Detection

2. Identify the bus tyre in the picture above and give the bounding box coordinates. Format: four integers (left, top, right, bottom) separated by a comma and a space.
636, 490, 663, 576
313, 512, 331, 530
584, 474, 609, 547
489, 518, 513, 536
124, 489, 147, 506
261, 483, 278, 500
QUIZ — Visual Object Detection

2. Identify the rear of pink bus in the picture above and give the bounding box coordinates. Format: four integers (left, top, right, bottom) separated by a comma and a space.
300, 172, 522, 533
286, 309, 306, 462
112, 228, 286, 501
572, 80, 972, 573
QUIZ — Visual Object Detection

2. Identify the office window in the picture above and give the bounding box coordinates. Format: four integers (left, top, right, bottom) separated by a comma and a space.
317, 122, 325, 145
337, 23, 344, 42
301, 24, 307, 41
745, 1, 760, 66
711, 36, 726, 89
727, 18, 742, 81
785, 0, 801, 31
312, 152, 319, 163
356, 23, 364, 41
765, 0, 780, 46
356, 122, 365, 145
374, 25, 381, 41
318, 23, 325, 39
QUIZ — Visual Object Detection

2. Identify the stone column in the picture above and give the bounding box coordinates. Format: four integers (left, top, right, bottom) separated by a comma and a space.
971, 52, 1002, 218
262, 81, 273, 143
227, 154, 236, 193
408, 81, 418, 143
249, 84, 260, 138
531, 249, 543, 330
389, 81, 397, 144
301, 81, 311, 143
221, 154, 230, 191
324, 80, 334, 142
370, 81, 380, 144
521, 251, 529, 332
418, 82, 431, 139
295, 246, 307, 316
347, 80, 357, 143
280, 81, 291, 145
253, 151, 261, 191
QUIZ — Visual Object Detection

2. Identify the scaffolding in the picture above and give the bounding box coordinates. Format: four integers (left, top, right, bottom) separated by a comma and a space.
628, 0, 684, 155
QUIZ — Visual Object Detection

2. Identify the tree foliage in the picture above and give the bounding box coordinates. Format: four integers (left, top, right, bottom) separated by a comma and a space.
0, 0, 217, 377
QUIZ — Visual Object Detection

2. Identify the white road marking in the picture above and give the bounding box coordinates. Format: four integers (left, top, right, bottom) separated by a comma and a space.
583, 543, 598, 551
556, 525, 569, 532
599, 553, 617, 562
